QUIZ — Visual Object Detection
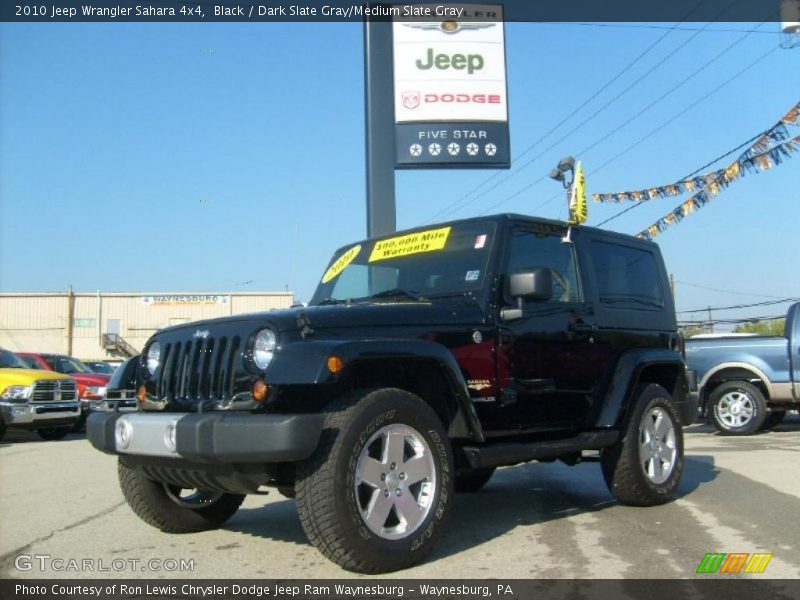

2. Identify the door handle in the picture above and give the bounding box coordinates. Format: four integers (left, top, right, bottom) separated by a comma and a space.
569, 322, 597, 334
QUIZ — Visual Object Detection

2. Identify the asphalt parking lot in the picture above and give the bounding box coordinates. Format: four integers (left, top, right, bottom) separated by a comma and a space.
1, 417, 799, 580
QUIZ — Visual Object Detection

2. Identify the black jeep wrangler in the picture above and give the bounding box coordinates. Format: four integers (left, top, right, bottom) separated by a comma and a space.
88, 215, 695, 573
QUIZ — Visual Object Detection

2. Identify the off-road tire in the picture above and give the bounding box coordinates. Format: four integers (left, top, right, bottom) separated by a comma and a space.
601, 384, 684, 506
0, 420, 6, 442
455, 467, 495, 493
761, 410, 786, 431
118, 459, 245, 533
37, 427, 71, 441
295, 388, 454, 574
710, 381, 767, 436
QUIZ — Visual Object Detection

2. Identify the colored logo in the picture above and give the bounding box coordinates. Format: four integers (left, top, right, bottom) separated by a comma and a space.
696, 553, 772, 574
401, 91, 420, 109
404, 22, 495, 35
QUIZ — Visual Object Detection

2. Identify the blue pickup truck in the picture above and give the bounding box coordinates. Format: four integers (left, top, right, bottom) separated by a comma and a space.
685, 302, 800, 435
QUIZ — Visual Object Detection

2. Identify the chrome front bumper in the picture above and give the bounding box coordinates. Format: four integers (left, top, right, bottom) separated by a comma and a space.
0, 401, 81, 425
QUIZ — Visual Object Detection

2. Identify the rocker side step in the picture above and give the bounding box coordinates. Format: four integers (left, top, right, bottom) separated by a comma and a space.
462, 431, 619, 469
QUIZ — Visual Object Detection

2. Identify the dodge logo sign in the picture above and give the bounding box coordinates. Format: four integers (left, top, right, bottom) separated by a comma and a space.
401, 91, 420, 109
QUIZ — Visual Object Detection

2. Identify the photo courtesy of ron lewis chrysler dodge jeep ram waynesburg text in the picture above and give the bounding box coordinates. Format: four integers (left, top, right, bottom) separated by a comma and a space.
87, 214, 696, 574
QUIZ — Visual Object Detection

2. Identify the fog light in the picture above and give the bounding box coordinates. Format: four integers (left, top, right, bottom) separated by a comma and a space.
137, 385, 147, 403
115, 419, 133, 449
11, 406, 29, 416
327, 356, 344, 373
252, 379, 269, 402
164, 422, 177, 452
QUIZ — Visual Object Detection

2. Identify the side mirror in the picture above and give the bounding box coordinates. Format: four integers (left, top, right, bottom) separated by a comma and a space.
501, 268, 553, 321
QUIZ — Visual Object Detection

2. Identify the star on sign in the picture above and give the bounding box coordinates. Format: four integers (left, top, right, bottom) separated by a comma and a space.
447, 143, 460, 156
428, 143, 442, 156
485, 143, 497, 156
409, 144, 423, 157
466, 143, 479, 156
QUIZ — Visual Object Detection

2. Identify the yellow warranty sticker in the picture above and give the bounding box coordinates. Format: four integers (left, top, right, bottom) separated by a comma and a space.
321, 245, 361, 283
369, 227, 451, 262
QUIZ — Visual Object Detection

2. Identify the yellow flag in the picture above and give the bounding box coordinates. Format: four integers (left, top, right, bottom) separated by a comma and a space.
569, 161, 588, 225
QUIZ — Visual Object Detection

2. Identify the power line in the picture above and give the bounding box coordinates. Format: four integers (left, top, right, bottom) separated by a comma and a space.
675, 280, 792, 299
541, 23, 781, 35
677, 297, 800, 313
591, 43, 780, 227
679, 314, 785, 325
424, 20, 682, 223
425, 0, 715, 223
482, 28, 775, 218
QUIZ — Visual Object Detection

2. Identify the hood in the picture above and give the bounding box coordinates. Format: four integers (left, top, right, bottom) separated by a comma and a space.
0, 368, 74, 386
163, 300, 486, 338
71, 373, 111, 385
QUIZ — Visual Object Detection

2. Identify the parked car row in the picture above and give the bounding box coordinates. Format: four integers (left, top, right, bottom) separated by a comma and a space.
0, 350, 125, 441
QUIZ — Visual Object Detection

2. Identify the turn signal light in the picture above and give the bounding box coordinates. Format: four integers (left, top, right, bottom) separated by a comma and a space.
327, 356, 344, 373
252, 379, 269, 402
137, 385, 147, 403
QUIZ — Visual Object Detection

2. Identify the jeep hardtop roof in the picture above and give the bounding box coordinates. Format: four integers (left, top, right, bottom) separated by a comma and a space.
331, 213, 656, 256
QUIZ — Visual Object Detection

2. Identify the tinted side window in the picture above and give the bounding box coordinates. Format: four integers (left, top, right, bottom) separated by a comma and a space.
592, 241, 663, 308
507, 230, 581, 303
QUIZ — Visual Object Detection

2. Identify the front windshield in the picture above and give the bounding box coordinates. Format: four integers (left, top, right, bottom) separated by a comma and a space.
310, 221, 497, 305
0, 349, 28, 369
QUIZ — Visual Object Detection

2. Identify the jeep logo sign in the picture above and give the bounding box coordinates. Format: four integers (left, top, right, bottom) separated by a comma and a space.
392, 3, 509, 168
415, 48, 485, 74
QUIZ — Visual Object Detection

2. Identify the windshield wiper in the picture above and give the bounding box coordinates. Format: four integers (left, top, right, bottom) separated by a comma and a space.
368, 288, 426, 302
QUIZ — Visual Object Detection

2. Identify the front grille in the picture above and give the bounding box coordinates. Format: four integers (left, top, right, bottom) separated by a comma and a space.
31, 380, 78, 402
154, 335, 241, 405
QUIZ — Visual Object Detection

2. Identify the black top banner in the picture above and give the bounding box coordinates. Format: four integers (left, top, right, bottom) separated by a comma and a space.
1, 0, 790, 23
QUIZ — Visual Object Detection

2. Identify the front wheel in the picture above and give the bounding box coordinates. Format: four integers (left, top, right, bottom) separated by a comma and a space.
710, 381, 767, 435
601, 384, 684, 506
118, 459, 245, 533
296, 388, 454, 574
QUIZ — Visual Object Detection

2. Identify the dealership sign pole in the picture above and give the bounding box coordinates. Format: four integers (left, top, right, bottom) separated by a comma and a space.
364, 3, 510, 237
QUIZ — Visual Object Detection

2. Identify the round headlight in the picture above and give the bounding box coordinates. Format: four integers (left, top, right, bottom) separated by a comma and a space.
253, 329, 277, 370
146, 341, 161, 375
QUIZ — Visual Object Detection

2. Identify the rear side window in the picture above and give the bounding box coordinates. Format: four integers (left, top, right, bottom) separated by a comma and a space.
591, 242, 664, 309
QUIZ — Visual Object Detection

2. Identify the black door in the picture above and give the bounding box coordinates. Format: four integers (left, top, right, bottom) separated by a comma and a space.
493, 225, 610, 434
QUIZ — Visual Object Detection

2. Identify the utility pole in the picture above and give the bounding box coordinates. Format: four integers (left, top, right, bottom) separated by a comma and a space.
364, 10, 396, 237
669, 273, 676, 304
66, 285, 75, 355
707, 306, 714, 333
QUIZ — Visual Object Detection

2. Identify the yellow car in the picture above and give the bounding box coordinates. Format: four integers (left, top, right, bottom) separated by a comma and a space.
0, 348, 81, 441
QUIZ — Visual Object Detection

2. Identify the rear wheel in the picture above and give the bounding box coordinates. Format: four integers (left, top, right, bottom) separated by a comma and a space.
761, 411, 786, 431
710, 381, 767, 436
118, 459, 245, 533
601, 384, 684, 506
296, 388, 454, 574
0, 420, 6, 442
38, 427, 71, 441
455, 467, 495, 493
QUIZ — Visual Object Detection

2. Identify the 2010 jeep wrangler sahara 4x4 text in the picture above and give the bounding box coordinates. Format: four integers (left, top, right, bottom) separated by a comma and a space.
87, 215, 695, 573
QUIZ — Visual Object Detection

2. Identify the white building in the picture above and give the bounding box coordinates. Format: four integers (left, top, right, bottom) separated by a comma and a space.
0, 291, 294, 361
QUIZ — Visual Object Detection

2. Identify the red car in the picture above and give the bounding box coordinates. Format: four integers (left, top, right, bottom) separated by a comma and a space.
16, 353, 111, 427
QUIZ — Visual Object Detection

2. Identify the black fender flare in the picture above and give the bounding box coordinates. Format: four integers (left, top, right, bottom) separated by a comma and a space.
594, 348, 688, 428
265, 339, 484, 441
